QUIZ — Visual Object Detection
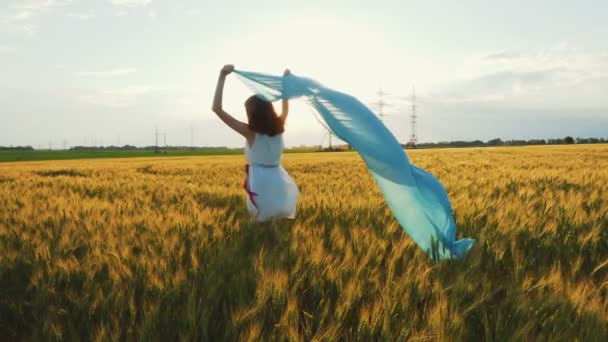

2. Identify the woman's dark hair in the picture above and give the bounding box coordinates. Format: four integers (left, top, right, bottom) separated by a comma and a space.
245, 95, 285, 136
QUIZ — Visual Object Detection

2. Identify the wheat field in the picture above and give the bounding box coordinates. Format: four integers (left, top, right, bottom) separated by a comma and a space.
0, 145, 607, 341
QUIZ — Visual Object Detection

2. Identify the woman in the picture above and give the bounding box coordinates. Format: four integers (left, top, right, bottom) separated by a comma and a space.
211, 64, 299, 221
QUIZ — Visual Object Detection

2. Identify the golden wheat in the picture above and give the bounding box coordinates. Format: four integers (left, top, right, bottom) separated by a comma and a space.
0, 145, 607, 340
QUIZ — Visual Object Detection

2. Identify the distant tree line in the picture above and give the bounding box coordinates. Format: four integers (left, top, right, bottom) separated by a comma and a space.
404, 136, 607, 149
1, 136, 606, 151
70, 145, 139, 151
0, 145, 239, 152
68, 145, 238, 152
0, 146, 34, 151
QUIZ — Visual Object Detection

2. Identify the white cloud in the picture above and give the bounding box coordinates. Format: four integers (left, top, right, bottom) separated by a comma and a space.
433, 45, 608, 107
67, 12, 93, 20
435, 69, 566, 103
109, 0, 151, 8
0, 45, 16, 53
80, 85, 164, 107
482, 51, 521, 62
480, 43, 608, 78
76, 68, 137, 78
108, 0, 151, 17
183, 9, 200, 16
0, 0, 72, 36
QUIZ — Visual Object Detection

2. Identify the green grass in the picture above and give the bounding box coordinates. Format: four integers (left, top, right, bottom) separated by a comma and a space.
0, 147, 319, 163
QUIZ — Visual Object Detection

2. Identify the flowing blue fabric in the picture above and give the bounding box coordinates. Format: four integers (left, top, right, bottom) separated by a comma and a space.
235, 70, 475, 260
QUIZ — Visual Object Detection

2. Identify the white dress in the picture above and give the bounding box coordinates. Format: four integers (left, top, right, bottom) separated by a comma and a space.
244, 133, 299, 221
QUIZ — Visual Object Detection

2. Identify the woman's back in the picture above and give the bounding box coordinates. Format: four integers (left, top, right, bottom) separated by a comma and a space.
243, 132, 297, 221
245, 133, 284, 166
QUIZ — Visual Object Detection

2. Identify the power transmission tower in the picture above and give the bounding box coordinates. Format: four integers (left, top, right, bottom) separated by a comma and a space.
163, 131, 167, 147
310, 107, 334, 150
377, 85, 387, 121
408, 87, 418, 146
155, 126, 159, 154
190, 123, 194, 149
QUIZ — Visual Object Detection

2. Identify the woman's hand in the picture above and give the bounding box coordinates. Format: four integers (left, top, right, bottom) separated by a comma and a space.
221, 64, 234, 76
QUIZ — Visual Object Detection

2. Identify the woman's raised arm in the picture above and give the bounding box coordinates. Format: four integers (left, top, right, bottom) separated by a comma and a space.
211, 64, 254, 143
280, 68, 290, 123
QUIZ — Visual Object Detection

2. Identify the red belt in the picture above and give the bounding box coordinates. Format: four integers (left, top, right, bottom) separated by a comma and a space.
243, 164, 258, 208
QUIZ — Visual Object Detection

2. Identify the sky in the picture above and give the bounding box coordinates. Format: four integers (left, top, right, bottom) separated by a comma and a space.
1, 0, 607, 148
